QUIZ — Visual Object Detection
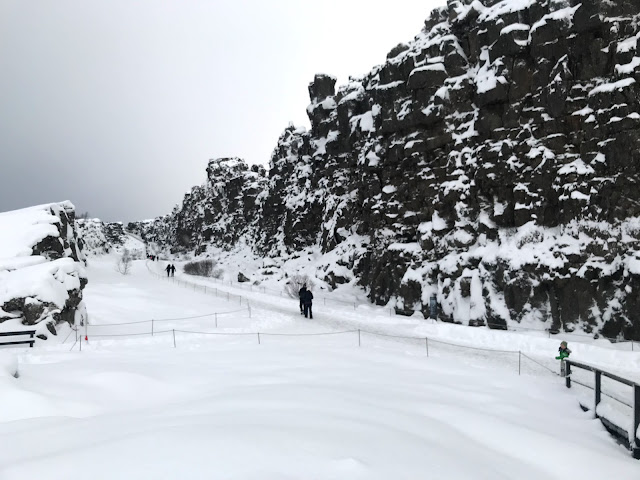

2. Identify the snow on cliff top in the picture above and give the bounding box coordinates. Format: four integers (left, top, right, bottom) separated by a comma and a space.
0, 202, 86, 326
0, 202, 75, 265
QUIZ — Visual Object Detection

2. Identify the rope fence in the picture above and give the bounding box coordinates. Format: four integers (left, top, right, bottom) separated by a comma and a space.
69, 323, 574, 380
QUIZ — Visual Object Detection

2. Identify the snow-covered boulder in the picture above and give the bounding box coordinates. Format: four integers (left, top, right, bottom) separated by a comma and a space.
0, 202, 87, 339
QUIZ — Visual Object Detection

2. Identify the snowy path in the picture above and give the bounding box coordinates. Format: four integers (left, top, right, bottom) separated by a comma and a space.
147, 260, 640, 380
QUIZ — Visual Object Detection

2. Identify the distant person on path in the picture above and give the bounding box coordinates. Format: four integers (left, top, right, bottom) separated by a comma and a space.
170, 264, 176, 277
298, 284, 307, 315
165, 264, 171, 277
301, 287, 313, 319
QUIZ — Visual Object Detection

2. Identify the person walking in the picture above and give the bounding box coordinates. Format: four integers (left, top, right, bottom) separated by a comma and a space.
165, 264, 171, 277
298, 284, 307, 315
301, 287, 313, 319
170, 264, 176, 277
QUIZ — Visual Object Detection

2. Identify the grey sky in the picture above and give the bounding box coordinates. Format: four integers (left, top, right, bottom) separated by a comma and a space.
0, 0, 446, 222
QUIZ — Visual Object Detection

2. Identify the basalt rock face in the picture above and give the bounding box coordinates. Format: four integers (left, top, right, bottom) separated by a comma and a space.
0, 202, 88, 339
76, 219, 126, 255
130, 158, 267, 255
137, 0, 640, 339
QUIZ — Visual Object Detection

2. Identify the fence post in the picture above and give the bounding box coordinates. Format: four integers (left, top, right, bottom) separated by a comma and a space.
358, 329, 361, 347
633, 385, 640, 459
594, 370, 601, 418
79, 334, 82, 352
257, 332, 261, 345
173, 329, 176, 348
425, 337, 429, 357
215, 313, 218, 328
565, 361, 571, 388
518, 351, 521, 376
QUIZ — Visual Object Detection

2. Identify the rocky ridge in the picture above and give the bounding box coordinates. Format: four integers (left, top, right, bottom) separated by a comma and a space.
131, 0, 640, 340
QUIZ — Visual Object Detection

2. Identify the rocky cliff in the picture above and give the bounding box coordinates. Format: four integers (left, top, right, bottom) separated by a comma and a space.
77, 218, 127, 256
0, 202, 88, 339
132, 0, 640, 340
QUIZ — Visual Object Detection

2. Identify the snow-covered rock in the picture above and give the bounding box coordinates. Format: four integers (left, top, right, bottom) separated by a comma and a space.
129, 0, 640, 341
76, 218, 127, 256
0, 202, 87, 339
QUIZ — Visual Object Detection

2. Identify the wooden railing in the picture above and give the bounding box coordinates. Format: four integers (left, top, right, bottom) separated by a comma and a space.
564, 359, 639, 459
0, 330, 36, 348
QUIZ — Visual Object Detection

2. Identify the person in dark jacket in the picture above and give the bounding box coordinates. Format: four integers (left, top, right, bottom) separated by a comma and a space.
165, 264, 171, 277
170, 264, 176, 277
298, 284, 307, 314
301, 288, 313, 319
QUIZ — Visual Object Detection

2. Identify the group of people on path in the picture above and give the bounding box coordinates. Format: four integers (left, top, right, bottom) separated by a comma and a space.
298, 284, 313, 319
165, 264, 176, 277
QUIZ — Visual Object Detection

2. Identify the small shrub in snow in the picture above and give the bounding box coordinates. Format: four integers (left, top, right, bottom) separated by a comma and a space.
116, 248, 133, 275
184, 259, 222, 278
285, 274, 315, 298
212, 267, 224, 279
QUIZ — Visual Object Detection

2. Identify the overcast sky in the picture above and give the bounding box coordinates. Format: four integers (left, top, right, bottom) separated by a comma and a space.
0, 0, 446, 222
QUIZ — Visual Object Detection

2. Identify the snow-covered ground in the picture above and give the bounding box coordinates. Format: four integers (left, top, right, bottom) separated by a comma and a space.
1, 256, 638, 478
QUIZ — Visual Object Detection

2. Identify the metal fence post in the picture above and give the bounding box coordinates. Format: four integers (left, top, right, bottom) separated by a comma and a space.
594, 370, 601, 417
215, 313, 218, 328
565, 361, 571, 388
358, 329, 361, 347
257, 332, 261, 345
79, 334, 82, 352
633, 385, 640, 459
173, 329, 176, 348
425, 337, 429, 357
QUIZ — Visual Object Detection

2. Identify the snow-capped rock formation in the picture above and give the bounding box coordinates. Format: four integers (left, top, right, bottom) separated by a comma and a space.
131, 0, 640, 340
0, 202, 87, 339
76, 218, 127, 256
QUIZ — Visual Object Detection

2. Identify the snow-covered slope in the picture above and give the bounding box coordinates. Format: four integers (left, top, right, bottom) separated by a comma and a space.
0, 257, 637, 477
130, 0, 640, 341
0, 202, 87, 339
